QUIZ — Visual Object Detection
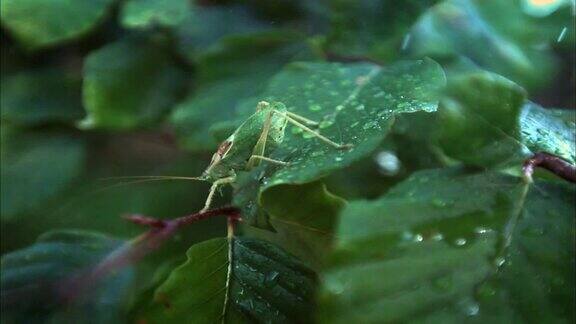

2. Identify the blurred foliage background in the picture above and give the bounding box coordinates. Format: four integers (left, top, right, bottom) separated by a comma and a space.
1, 0, 573, 254
0, 0, 574, 322
0, 0, 574, 318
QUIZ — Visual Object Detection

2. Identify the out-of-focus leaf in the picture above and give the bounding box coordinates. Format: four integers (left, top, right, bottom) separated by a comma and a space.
80, 38, 186, 130
408, 0, 574, 89
1, 131, 85, 220
232, 58, 445, 227
318, 168, 575, 323
170, 31, 313, 151
1, 230, 134, 323
1, 69, 84, 125
139, 237, 316, 323
120, 0, 190, 29
326, 0, 439, 61
0, 0, 115, 50
436, 72, 576, 167
175, 5, 272, 63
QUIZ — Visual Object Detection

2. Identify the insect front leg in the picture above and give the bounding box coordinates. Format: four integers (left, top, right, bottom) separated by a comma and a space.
274, 110, 353, 150
201, 175, 236, 212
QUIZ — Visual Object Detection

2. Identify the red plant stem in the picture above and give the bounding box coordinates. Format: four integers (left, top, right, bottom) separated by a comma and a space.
523, 152, 576, 183
62, 207, 241, 302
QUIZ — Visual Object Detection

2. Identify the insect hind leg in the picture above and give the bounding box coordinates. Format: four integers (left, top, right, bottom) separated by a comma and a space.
285, 111, 319, 126
275, 110, 353, 150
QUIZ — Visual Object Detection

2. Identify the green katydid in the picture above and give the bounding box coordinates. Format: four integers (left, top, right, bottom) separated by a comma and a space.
111, 100, 352, 212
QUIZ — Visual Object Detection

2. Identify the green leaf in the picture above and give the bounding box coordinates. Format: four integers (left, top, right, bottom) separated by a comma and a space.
436, 72, 576, 167
1, 230, 134, 323
140, 237, 316, 323
251, 181, 346, 269
0, 0, 115, 50
318, 168, 575, 322
120, 0, 190, 29
1, 68, 84, 125
1, 131, 85, 220
233, 58, 445, 223
80, 38, 186, 130
408, 0, 573, 88
170, 31, 313, 151
436, 72, 527, 167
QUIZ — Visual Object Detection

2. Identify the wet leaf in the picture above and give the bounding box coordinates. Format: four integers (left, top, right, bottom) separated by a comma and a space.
252, 181, 345, 269
436, 71, 576, 167
1, 68, 84, 126
233, 58, 445, 225
1, 131, 85, 220
1, 230, 134, 323
0, 0, 115, 50
318, 168, 575, 323
80, 38, 186, 130
140, 237, 316, 323
120, 0, 190, 29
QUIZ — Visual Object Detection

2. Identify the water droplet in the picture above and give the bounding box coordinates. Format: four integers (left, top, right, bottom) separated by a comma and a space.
454, 238, 467, 246
413, 234, 424, 242
431, 232, 444, 241
474, 227, 492, 235
401, 231, 414, 241
557, 26, 568, 43
494, 257, 506, 267
334, 156, 343, 162
303, 132, 314, 139
319, 120, 333, 129
401, 33, 412, 51
264, 271, 280, 287
291, 126, 303, 134
327, 279, 345, 294
309, 104, 322, 111
463, 300, 480, 316
311, 150, 323, 157
431, 198, 448, 208
375, 151, 401, 175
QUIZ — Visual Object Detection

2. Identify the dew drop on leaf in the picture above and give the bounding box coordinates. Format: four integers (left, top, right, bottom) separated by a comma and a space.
375, 151, 401, 175
493, 257, 506, 267
264, 271, 280, 287
454, 238, 467, 246
309, 104, 322, 111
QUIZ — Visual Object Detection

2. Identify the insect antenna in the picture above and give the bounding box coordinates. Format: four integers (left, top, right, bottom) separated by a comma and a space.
96, 175, 208, 191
